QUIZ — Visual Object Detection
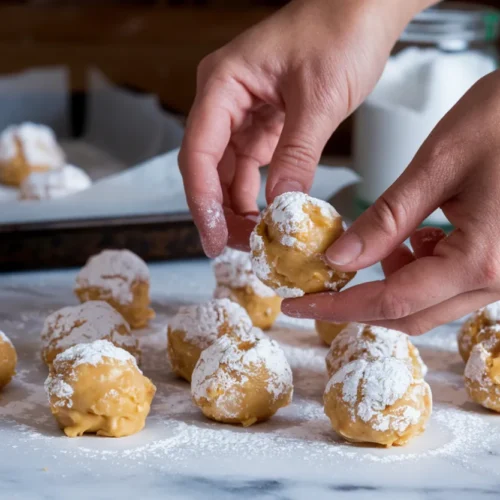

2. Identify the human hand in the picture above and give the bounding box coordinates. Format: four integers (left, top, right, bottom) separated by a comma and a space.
282, 70, 500, 335
179, 0, 429, 257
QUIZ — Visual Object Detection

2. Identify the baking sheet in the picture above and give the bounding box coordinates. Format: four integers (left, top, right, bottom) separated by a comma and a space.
0, 67, 184, 218
0, 67, 358, 228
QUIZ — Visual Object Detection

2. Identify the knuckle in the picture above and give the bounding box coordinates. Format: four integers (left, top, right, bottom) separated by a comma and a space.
402, 318, 430, 336
378, 289, 412, 320
370, 194, 407, 241
276, 140, 319, 174
477, 255, 500, 287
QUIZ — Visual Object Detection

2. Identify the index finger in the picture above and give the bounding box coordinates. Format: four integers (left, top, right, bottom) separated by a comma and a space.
282, 250, 475, 323
179, 76, 251, 257
178, 92, 231, 257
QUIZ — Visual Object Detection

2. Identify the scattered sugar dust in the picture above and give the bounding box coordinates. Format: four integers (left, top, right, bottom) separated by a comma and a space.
0, 296, 499, 476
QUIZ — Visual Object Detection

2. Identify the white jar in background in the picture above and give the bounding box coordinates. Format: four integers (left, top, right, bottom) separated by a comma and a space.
353, 2, 499, 226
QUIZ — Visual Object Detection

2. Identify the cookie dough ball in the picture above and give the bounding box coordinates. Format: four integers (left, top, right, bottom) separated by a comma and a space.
315, 320, 348, 346
45, 340, 156, 437
41, 301, 139, 367
0, 123, 65, 186
19, 164, 91, 200
326, 323, 427, 379
213, 248, 282, 330
167, 298, 252, 382
250, 192, 355, 298
458, 301, 500, 363
75, 249, 154, 329
0, 331, 17, 389
464, 341, 500, 412
192, 332, 293, 426
324, 358, 432, 447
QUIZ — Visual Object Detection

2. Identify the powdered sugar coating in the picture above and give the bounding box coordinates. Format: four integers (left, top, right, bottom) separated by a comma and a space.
326, 357, 427, 433
0, 330, 13, 348
464, 344, 489, 385
44, 377, 74, 408
275, 286, 304, 298
75, 250, 150, 305
41, 301, 136, 357
326, 324, 427, 377
19, 164, 91, 200
169, 298, 252, 350
52, 339, 137, 370
0, 122, 65, 169
192, 333, 293, 411
249, 226, 272, 281
213, 248, 276, 297
269, 192, 338, 247
482, 301, 500, 322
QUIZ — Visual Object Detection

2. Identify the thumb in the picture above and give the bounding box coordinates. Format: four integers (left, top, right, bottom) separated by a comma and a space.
325, 152, 453, 272
265, 98, 340, 203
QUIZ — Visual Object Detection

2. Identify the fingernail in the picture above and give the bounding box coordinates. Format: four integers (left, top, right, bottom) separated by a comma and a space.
271, 180, 304, 198
326, 232, 363, 266
244, 213, 260, 223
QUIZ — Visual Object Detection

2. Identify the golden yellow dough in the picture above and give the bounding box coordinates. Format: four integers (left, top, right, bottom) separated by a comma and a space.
0, 331, 17, 389
213, 247, 282, 330
250, 192, 355, 298
458, 301, 500, 363
464, 340, 500, 412
315, 320, 348, 346
167, 298, 253, 382
214, 285, 281, 330
45, 340, 155, 438
41, 301, 140, 367
191, 333, 293, 426
324, 358, 432, 447
325, 323, 427, 379
75, 249, 155, 329
0, 123, 65, 186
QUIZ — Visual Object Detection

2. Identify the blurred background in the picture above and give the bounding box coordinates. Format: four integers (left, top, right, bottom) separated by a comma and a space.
0, 0, 499, 268
1, 0, 497, 156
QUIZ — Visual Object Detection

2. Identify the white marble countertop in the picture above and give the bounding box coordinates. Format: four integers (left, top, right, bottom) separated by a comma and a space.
1, 258, 499, 500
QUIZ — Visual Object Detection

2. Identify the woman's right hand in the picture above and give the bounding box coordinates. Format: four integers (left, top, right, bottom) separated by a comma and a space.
179, 0, 435, 257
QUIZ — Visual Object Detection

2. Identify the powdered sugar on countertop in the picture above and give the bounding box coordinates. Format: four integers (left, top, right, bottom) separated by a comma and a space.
0, 122, 65, 169
2, 259, 500, 489
75, 249, 150, 304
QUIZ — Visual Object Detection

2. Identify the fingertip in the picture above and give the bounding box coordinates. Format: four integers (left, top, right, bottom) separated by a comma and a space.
266, 179, 305, 204
191, 200, 227, 258
325, 231, 363, 270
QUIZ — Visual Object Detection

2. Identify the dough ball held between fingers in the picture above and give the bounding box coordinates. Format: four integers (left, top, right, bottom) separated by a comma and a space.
250, 192, 355, 298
